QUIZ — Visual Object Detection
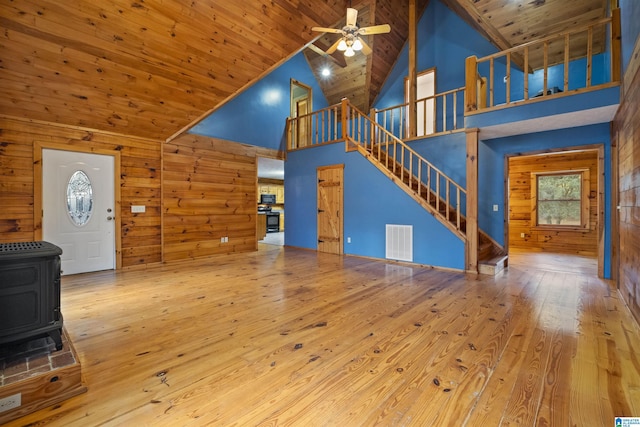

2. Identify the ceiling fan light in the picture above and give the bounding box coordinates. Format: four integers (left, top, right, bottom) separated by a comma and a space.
337, 39, 348, 51
352, 38, 363, 51
344, 46, 355, 57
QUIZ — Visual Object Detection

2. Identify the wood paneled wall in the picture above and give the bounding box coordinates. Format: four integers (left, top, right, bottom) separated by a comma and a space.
613, 39, 640, 325
163, 134, 275, 262
0, 116, 162, 267
508, 150, 599, 256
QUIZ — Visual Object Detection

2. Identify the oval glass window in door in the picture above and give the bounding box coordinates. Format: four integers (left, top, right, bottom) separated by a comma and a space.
66, 170, 93, 226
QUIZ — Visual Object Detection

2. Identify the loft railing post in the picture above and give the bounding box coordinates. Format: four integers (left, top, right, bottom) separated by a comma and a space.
286, 117, 292, 151
465, 56, 478, 112
341, 98, 349, 151
611, 8, 621, 83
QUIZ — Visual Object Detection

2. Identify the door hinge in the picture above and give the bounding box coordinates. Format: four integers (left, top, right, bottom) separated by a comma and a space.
318, 209, 325, 213
318, 239, 324, 243
318, 179, 325, 183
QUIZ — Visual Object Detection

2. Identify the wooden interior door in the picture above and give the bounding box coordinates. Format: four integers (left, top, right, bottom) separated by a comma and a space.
317, 165, 344, 255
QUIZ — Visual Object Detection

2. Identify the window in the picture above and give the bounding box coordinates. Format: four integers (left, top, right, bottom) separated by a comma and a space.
533, 171, 589, 228
66, 170, 93, 227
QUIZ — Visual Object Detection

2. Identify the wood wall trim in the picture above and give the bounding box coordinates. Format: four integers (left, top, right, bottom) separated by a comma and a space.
33, 141, 123, 269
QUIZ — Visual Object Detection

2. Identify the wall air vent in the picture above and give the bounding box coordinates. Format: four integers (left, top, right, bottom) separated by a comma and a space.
385, 224, 413, 262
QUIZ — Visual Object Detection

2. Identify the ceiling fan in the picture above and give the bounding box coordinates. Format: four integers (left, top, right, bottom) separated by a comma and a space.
311, 7, 391, 57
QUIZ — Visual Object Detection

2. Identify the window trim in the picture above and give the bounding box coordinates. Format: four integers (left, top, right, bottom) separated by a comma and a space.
531, 169, 590, 232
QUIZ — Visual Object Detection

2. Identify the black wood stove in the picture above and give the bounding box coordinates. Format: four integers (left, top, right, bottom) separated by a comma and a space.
0, 241, 64, 350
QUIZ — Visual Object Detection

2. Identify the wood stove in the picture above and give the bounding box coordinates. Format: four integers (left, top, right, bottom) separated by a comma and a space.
0, 241, 63, 350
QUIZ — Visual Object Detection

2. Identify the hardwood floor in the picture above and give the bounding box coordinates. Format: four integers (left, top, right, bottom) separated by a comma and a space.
5, 245, 639, 426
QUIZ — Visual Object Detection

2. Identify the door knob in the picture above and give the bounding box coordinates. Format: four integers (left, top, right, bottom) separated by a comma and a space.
107, 216, 114, 221
107, 208, 112, 213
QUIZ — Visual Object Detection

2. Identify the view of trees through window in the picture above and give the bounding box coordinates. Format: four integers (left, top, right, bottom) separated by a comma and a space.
537, 173, 582, 226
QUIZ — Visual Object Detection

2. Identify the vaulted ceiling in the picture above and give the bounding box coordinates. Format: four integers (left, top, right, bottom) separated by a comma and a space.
0, 0, 608, 141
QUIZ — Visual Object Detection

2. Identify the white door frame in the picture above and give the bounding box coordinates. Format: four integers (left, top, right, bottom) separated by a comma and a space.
34, 142, 122, 270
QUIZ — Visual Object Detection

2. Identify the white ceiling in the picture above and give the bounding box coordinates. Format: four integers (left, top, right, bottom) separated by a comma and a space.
478, 105, 619, 140
258, 157, 284, 180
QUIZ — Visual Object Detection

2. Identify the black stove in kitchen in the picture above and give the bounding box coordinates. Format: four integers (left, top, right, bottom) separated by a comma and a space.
258, 205, 280, 233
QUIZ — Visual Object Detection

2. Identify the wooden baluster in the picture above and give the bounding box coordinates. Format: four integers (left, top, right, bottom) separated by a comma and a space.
436, 174, 441, 214
586, 27, 593, 87
524, 46, 529, 101
443, 94, 447, 132
446, 181, 450, 221
489, 57, 494, 107
506, 52, 511, 104
426, 165, 431, 204
543, 41, 549, 96
456, 187, 461, 230
564, 34, 570, 92
453, 91, 457, 130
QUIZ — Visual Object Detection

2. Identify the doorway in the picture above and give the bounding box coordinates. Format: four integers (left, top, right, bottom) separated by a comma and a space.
506, 147, 604, 277
405, 68, 435, 137
317, 165, 344, 255
41, 149, 117, 275
291, 79, 312, 148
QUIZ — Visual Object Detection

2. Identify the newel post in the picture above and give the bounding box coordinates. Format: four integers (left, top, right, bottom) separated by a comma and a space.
465, 56, 478, 113
341, 98, 349, 150
465, 128, 479, 274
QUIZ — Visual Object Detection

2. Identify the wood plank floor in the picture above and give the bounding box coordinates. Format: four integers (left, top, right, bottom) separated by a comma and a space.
5, 245, 640, 426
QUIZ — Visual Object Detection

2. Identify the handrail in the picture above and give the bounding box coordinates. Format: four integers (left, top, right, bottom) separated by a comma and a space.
286, 103, 343, 150
372, 87, 465, 140
343, 99, 466, 237
465, 10, 621, 113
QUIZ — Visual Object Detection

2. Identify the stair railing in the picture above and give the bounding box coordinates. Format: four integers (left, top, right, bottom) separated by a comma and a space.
371, 87, 465, 140
341, 99, 466, 238
286, 103, 343, 150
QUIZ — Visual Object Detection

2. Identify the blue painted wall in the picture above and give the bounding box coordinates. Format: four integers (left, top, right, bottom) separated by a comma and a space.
478, 123, 612, 277
190, 53, 329, 150
620, 0, 640, 75
285, 142, 466, 270
375, 0, 499, 110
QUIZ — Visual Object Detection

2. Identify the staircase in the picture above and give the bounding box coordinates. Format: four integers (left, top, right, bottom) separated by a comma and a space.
341, 100, 507, 275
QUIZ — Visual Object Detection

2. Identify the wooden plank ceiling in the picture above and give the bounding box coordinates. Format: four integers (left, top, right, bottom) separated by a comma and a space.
0, 0, 608, 141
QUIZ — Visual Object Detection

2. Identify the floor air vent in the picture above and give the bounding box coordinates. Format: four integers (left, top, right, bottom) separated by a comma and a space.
385, 224, 413, 262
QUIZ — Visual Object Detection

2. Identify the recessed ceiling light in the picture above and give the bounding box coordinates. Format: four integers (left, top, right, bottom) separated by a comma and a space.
321, 67, 331, 77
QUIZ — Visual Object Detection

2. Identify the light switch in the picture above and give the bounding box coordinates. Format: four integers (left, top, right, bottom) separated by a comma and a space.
131, 205, 146, 213
493, 204, 499, 212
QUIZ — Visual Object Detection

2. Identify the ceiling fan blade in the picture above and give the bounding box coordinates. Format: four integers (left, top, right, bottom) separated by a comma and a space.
358, 24, 391, 35
360, 38, 372, 55
346, 7, 358, 27
311, 26, 344, 34
326, 38, 343, 54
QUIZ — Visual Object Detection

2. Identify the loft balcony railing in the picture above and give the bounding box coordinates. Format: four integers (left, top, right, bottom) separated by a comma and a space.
285, 103, 344, 150
465, 9, 621, 113
371, 87, 466, 141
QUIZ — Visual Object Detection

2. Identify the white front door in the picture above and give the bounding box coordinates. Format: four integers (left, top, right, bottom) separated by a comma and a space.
43, 149, 115, 275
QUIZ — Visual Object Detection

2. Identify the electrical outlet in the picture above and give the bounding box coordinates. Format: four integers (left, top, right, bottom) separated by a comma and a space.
521, 233, 525, 238
0, 393, 21, 413
220, 237, 225, 243
347, 237, 351, 243
493, 204, 499, 212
